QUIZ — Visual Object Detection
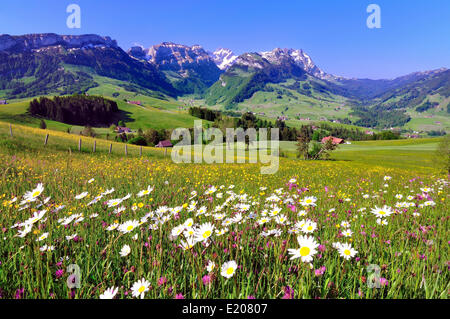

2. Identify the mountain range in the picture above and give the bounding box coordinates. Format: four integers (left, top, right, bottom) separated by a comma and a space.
0, 33, 448, 131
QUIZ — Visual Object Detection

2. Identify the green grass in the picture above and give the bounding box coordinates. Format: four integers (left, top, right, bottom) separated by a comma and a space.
0, 121, 168, 159
278, 138, 444, 171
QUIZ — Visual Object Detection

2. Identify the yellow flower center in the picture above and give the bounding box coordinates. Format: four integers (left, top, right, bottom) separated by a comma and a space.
226, 267, 234, 275
344, 249, 351, 255
126, 225, 134, 231
138, 286, 146, 293
379, 211, 386, 215
203, 230, 212, 239
307, 226, 313, 231
300, 247, 310, 256
32, 191, 40, 197
306, 199, 312, 203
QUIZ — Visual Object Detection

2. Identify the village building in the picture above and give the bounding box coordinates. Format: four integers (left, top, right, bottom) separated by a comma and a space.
155, 140, 173, 148
127, 100, 142, 106
0, 100, 7, 105
321, 136, 345, 145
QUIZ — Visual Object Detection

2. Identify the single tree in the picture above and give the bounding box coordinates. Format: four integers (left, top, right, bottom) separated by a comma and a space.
39, 119, 47, 130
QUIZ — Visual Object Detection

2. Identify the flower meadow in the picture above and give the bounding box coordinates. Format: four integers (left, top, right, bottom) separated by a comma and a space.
0, 151, 448, 299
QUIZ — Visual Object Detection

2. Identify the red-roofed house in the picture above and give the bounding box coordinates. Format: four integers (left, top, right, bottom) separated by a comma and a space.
128, 100, 142, 106
155, 140, 173, 148
321, 136, 345, 145
115, 126, 132, 133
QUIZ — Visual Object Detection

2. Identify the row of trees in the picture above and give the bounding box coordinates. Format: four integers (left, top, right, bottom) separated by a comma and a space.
190, 107, 402, 142
188, 106, 221, 122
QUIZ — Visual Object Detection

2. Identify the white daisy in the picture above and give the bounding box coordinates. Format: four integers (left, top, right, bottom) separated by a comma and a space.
137, 186, 154, 197
25, 210, 47, 225
36, 232, 49, 241
301, 196, 317, 207
221, 260, 238, 279
23, 183, 44, 202
206, 260, 215, 272
194, 222, 214, 242
371, 205, 394, 218
180, 236, 196, 250
99, 286, 118, 299
107, 198, 123, 208
302, 220, 317, 234
118, 220, 140, 234
120, 244, 131, 257
131, 278, 150, 299
336, 242, 358, 260
287, 235, 319, 263
75, 192, 89, 200
342, 229, 353, 237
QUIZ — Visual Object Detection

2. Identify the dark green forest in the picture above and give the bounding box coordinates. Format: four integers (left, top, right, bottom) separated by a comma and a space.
28, 94, 119, 126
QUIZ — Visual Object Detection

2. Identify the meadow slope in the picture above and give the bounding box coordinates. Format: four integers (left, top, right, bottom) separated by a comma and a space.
0, 123, 448, 299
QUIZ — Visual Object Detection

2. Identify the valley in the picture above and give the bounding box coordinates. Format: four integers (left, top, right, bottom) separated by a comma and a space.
0, 33, 448, 137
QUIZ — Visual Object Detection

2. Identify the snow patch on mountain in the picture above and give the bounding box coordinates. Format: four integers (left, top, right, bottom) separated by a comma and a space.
260, 48, 330, 79
209, 48, 238, 70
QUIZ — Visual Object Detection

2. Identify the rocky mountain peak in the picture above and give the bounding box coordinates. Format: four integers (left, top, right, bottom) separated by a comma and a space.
0, 33, 118, 52
260, 48, 329, 79
130, 42, 217, 73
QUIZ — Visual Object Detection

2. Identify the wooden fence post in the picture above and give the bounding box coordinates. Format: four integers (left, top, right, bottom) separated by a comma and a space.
164, 147, 167, 156
125, 144, 128, 156
109, 143, 112, 154
44, 134, 49, 146
9, 124, 13, 137
93, 140, 96, 153
140, 146, 142, 157
78, 138, 82, 152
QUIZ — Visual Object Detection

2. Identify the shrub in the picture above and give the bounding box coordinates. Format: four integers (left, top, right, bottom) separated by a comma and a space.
81, 126, 97, 138
128, 136, 147, 146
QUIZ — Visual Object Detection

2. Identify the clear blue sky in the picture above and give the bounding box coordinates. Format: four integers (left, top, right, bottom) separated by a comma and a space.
0, 0, 448, 79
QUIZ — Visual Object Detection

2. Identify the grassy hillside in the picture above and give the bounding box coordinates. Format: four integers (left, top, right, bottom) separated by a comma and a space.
0, 85, 209, 139
0, 121, 169, 158
237, 80, 353, 121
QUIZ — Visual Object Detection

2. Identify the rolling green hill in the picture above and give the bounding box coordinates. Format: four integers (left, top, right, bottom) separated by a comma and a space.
0, 92, 208, 140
